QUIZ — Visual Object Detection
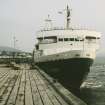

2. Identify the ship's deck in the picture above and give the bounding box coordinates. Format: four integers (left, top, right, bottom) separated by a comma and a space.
0, 64, 87, 105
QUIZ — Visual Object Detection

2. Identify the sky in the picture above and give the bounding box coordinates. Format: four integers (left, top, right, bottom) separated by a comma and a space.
0, 0, 105, 52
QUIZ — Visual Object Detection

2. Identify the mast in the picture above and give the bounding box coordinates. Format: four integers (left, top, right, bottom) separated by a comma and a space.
66, 5, 71, 29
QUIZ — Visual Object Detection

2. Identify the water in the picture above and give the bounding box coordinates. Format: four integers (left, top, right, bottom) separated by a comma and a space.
80, 57, 105, 105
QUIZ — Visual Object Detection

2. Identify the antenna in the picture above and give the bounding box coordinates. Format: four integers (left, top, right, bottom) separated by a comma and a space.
13, 36, 16, 49
45, 14, 53, 29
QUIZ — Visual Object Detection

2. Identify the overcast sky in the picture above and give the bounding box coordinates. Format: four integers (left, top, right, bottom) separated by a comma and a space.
0, 0, 105, 52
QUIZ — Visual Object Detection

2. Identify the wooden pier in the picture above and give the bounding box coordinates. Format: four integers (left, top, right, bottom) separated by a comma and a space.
0, 64, 87, 105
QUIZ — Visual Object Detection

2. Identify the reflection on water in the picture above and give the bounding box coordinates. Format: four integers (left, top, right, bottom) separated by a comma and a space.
80, 57, 105, 105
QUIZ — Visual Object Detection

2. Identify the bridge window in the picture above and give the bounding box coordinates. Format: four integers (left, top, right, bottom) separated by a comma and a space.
85, 36, 96, 43
64, 38, 69, 41
97, 37, 100, 39
58, 38, 63, 41
86, 36, 96, 39
69, 38, 74, 41
38, 36, 57, 44
75, 38, 79, 41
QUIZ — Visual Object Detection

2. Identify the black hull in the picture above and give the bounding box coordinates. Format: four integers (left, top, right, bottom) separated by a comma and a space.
36, 58, 93, 93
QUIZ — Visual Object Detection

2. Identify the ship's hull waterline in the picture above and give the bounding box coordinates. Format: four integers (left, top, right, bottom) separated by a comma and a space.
35, 58, 93, 93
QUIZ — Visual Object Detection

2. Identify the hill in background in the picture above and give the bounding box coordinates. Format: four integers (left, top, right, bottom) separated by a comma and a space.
0, 46, 32, 58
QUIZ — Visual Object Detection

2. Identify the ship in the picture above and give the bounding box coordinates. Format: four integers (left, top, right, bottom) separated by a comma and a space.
33, 5, 101, 93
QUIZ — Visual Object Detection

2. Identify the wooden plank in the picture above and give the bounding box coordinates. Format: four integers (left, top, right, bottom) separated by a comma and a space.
15, 70, 26, 105
35, 70, 69, 105
35, 70, 71, 105
34, 71, 62, 105
0, 70, 19, 105
29, 70, 43, 105
0, 71, 10, 82
25, 70, 33, 105
0, 68, 10, 80
31, 70, 53, 105
43, 81, 69, 105
0, 71, 9, 79
0, 70, 13, 96
6, 70, 22, 105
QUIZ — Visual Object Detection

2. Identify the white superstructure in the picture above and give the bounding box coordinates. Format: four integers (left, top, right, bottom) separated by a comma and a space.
34, 5, 101, 62
34, 29, 101, 62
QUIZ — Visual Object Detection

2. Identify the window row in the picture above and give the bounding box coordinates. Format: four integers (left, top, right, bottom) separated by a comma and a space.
37, 36, 100, 44
58, 38, 84, 41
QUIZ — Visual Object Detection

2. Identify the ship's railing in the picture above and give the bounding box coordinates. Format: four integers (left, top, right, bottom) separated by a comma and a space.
39, 27, 91, 32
